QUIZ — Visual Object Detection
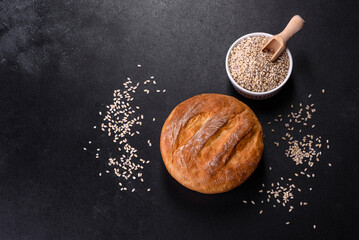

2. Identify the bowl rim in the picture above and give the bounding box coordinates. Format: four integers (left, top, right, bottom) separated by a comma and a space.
225, 32, 293, 96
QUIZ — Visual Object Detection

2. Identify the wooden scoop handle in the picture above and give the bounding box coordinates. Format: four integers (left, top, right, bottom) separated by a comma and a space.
279, 15, 305, 44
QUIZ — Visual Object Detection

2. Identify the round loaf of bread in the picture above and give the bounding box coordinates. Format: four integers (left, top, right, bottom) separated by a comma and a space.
160, 93, 263, 194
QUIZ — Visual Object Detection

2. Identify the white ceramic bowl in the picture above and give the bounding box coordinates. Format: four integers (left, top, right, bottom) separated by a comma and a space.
225, 32, 293, 100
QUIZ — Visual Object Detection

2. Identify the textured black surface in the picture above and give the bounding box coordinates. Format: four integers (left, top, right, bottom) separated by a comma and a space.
0, 0, 358, 239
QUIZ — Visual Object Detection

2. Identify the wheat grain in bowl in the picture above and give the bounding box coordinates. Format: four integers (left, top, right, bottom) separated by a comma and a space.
228, 35, 290, 93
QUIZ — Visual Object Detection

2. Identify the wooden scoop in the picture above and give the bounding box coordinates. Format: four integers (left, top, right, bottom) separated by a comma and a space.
262, 15, 305, 62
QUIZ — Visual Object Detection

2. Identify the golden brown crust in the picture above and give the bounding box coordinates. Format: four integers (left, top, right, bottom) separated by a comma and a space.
160, 93, 264, 194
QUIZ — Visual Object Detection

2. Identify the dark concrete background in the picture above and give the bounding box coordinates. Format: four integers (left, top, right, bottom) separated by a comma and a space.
0, 0, 358, 239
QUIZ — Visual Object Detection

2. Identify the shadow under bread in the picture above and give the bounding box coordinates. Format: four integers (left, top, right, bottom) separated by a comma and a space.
160, 151, 267, 216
